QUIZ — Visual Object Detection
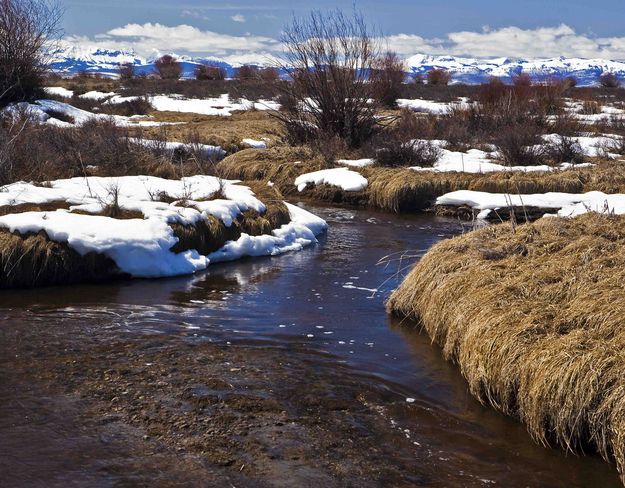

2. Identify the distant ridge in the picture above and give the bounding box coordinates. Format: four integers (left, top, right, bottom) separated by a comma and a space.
49, 46, 625, 86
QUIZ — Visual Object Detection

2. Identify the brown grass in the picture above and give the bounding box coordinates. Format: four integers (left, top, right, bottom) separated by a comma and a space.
218, 148, 625, 213
387, 213, 625, 482
135, 110, 283, 154
0, 184, 291, 287
0, 230, 123, 288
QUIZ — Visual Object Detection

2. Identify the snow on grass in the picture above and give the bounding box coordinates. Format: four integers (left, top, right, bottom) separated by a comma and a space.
79, 90, 116, 100
337, 158, 375, 168
241, 138, 267, 149
44, 86, 74, 98
127, 138, 226, 159
149, 93, 280, 116
208, 203, 328, 263
295, 168, 368, 192
409, 139, 596, 173
5, 99, 173, 128
397, 98, 454, 114
105, 95, 142, 105
0, 176, 326, 278
436, 189, 625, 219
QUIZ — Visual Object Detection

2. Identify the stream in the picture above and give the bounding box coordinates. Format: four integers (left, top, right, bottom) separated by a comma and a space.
0, 203, 620, 487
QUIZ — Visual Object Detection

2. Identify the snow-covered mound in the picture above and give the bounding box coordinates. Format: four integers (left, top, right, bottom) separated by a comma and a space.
295, 168, 368, 192
0, 176, 327, 279
4, 99, 173, 128
435, 189, 625, 219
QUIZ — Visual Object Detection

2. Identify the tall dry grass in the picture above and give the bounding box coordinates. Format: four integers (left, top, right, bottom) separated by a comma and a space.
387, 213, 625, 482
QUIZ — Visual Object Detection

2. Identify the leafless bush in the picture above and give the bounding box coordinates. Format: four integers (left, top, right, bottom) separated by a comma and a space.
374, 138, 440, 168
579, 99, 601, 115
478, 77, 508, 106
366, 110, 441, 167
154, 55, 182, 80
275, 9, 381, 148
259, 67, 280, 83
234, 65, 259, 80
599, 72, 620, 89
195, 64, 226, 81
544, 135, 586, 165
0, 0, 62, 107
494, 126, 546, 166
118, 62, 134, 80
370, 51, 405, 108
426, 68, 451, 86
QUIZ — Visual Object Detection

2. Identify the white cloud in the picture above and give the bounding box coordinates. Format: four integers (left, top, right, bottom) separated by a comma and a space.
63, 23, 278, 58
385, 25, 625, 60
59, 23, 625, 62
231, 14, 246, 23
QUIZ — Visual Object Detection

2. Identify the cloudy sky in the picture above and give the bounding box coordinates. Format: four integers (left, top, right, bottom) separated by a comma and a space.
58, 0, 625, 60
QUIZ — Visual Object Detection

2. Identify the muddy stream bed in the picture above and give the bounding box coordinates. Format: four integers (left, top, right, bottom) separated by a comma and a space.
0, 204, 619, 487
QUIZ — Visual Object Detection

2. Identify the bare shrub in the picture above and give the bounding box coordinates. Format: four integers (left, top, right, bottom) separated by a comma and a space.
370, 51, 405, 109
102, 96, 152, 116
544, 135, 586, 165
118, 62, 134, 81
494, 126, 545, 166
259, 67, 280, 83
563, 75, 577, 89
154, 55, 182, 80
235, 65, 259, 80
374, 138, 440, 168
195, 64, 226, 81
0, 0, 62, 107
366, 110, 441, 167
276, 10, 380, 148
600, 72, 620, 89
579, 99, 601, 115
512, 72, 532, 87
426, 68, 451, 86
478, 77, 508, 107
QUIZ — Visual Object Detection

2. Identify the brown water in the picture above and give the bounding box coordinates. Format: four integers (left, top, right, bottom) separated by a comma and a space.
0, 203, 620, 487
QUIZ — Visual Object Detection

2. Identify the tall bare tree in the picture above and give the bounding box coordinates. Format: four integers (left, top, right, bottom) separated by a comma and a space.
0, 0, 62, 107
277, 10, 381, 148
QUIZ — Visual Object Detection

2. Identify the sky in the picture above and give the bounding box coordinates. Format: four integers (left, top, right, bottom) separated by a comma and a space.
57, 0, 625, 61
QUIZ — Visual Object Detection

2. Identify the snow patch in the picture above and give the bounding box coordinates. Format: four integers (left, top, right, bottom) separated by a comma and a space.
295, 168, 368, 192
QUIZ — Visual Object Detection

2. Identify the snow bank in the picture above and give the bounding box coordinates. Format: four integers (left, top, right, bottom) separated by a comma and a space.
5, 99, 169, 128
242, 138, 267, 149
397, 98, 454, 114
44, 87, 74, 98
208, 203, 328, 262
295, 168, 368, 192
79, 90, 116, 101
0, 176, 327, 279
436, 189, 625, 219
409, 140, 593, 173
149, 94, 280, 116
337, 158, 375, 168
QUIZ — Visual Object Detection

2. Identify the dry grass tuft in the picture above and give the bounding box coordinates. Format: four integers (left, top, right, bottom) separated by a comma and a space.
387, 213, 625, 481
0, 230, 123, 288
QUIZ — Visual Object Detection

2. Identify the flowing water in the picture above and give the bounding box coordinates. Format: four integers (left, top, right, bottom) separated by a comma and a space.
0, 203, 620, 487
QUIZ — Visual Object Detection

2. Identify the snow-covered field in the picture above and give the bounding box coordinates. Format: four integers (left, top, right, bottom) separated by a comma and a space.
0, 176, 327, 278
149, 94, 280, 116
6, 99, 173, 128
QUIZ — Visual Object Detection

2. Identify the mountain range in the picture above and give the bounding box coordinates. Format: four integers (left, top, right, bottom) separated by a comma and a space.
49, 46, 625, 86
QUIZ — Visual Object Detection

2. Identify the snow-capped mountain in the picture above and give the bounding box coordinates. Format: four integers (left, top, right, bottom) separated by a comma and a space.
406, 54, 625, 85
48, 46, 625, 86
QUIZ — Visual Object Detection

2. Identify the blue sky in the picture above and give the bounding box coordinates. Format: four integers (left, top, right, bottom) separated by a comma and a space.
58, 0, 625, 60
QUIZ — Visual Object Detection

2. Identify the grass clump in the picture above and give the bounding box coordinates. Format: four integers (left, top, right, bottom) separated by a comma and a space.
387, 213, 625, 482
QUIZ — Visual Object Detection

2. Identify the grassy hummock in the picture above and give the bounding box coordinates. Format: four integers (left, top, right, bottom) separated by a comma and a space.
387, 213, 625, 482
